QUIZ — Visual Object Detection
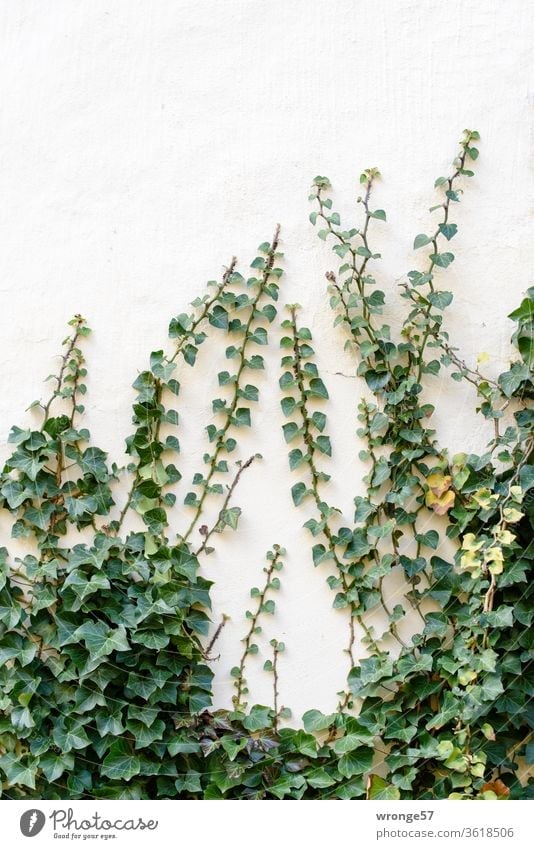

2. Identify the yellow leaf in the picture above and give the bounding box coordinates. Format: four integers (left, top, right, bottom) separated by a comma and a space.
458, 668, 477, 685
471, 488, 497, 510
426, 489, 455, 515
496, 529, 515, 546
486, 547, 504, 574
461, 532, 484, 552
481, 723, 495, 741
460, 550, 482, 572
503, 507, 523, 523
427, 473, 452, 497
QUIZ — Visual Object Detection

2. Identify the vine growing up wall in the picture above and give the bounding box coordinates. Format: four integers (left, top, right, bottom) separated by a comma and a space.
0, 131, 532, 800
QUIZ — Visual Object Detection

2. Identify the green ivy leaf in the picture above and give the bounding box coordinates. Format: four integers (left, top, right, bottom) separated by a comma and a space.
242, 705, 271, 732
40, 751, 75, 783
439, 223, 458, 241
234, 407, 251, 427
413, 233, 432, 249
102, 740, 141, 781
307, 768, 337, 788
365, 370, 389, 392
428, 291, 453, 310
291, 482, 308, 506
66, 621, 130, 660
208, 305, 228, 330
430, 252, 454, 268
520, 465, 534, 493
308, 378, 329, 400
498, 362, 530, 397
0, 753, 37, 789
415, 529, 439, 550
302, 709, 336, 733
479, 606, 514, 628
52, 719, 91, 753
367, 774, 401, 800
338, 747, 373, 778
0, 634, 36, 667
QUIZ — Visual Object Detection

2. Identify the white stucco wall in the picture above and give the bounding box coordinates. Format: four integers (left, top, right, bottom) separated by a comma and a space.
0, 0, 533, 719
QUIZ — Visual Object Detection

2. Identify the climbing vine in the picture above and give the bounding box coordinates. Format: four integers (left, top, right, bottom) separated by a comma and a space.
304, 130, 533, 799
0, 131, 532, 800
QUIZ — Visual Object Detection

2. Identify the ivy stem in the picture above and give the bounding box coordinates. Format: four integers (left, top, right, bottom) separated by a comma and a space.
168, 258, 237, 365
316, 173, 380, 349
272, 643, 280, 732
203, 613, 229, 660
413, 134, 474, 385
288, 307, 380, 662
41, 316, 85, 425
182, 226, 280, 544
113, 263, 237, 536
232, 546, 282, 710
195, 454, 257, 556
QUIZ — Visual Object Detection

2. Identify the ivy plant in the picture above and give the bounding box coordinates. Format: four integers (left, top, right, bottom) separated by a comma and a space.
0, 132, 532, 800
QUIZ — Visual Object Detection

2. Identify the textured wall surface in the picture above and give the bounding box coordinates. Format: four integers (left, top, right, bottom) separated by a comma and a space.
0, 0, 533, 718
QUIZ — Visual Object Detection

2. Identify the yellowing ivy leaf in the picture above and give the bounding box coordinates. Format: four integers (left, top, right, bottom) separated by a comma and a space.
426, 489, 455, 515
427, 473, 452, 497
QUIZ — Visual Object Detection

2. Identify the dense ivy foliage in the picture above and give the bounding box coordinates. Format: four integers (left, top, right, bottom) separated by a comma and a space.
0, 132, 532, 799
